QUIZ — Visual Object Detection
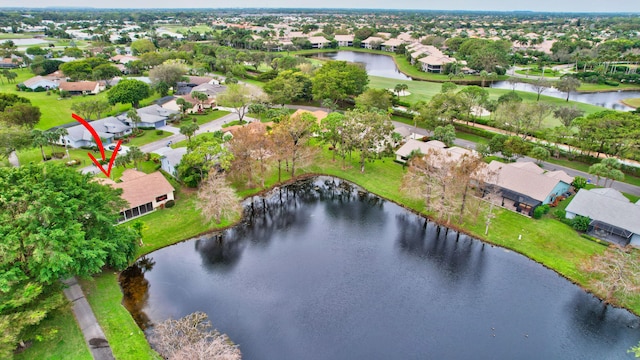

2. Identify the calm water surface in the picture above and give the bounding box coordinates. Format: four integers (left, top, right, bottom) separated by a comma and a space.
491, 81, 639, 111
314, 51, 412, 80
121, 177, 640, 360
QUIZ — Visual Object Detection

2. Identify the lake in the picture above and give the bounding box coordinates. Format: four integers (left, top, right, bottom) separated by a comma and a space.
491, 81, 640, 111
313, 51, 412, 81
121, 177, 640, 359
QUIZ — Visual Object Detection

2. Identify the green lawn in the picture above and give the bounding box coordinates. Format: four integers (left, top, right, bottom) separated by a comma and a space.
79, 274, 159, 360
370, 75, 605, 128
0, 68, 160, 130
14, 301, 92, 360
578, 82, 640, 92
622, 98, 640, 108
515, 67, 562, 78
185, 109, 231, 125
16, 145, 95, 167
125, 130, 172, 147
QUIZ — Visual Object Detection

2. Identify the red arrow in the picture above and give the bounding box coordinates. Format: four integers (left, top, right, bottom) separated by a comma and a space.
72, 113, 122, 178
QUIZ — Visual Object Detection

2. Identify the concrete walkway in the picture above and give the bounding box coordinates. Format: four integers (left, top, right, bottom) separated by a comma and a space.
62, 277, 115, 360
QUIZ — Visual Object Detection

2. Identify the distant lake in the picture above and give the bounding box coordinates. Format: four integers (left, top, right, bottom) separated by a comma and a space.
121, 177, 640, 360
10, 38, 52, 46
492, 81, 640, 111
313, 51, 412, 81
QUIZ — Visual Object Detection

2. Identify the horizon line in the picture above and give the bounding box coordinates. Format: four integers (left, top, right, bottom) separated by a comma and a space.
0, 7, 639, 14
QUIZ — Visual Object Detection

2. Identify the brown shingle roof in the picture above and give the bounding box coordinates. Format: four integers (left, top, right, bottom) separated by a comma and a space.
112, 171, 175, 209
59, 81, 98, 92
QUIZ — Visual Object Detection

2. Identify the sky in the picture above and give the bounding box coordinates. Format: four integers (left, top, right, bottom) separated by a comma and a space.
0, 0, 639, 13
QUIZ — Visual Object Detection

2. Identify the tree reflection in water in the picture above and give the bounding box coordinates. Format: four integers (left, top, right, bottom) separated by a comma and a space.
194, 177, 387, 271
119, 256, 155, 330
395, 213, 487, 285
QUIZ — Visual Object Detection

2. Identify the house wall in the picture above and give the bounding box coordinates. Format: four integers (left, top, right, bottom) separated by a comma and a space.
161, 158, 178, 178
152, 191, 175, 208
630, 233, 640, 248
543, 182, 571, 205
565, 211, 577, 220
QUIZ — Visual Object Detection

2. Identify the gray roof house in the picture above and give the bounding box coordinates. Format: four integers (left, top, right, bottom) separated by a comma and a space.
118, 104, 179, 129
155, 147, 188, 178
62, 117, 132, 148
21, 75, 60, 90
395, 139, 446, 163
565, 188, 640, 247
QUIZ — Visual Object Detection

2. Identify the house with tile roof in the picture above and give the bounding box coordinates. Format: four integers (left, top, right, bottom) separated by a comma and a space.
334, 34, 354, 47
483, 161, 573, 216
361, 36, 385, 50
58, 81, 101, 95
565, 188, 640, 247
110, 170, 175, 223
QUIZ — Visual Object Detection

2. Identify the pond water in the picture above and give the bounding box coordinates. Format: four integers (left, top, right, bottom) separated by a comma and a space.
313, 51, 412, 81
120, 177, 640, 360
491, 81, 640, 111
9, 38, 52, 46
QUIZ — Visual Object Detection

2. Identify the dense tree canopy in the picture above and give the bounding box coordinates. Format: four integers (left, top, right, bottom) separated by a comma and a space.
0, 164, 138, 358
312, 60, 368, 104
107, 79, 151, 108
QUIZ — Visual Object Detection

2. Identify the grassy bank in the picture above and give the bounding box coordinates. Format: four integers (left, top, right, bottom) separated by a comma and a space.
79, 274, 159, 360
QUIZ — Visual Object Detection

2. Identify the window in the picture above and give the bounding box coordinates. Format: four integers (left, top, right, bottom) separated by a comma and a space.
156, 194, 168, 202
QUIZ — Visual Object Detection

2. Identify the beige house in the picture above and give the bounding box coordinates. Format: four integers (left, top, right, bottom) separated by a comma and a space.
109, 170, 175, 223
334, 34, 354, 47
382, 38, 405, 52
361, 36, 385, 49
59, 81, 101, 95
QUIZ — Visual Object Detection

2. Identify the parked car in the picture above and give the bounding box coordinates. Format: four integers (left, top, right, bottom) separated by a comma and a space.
107, 143, 130, 155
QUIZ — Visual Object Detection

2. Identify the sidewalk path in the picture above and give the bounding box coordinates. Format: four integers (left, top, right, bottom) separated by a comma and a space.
62, 277, 115, 360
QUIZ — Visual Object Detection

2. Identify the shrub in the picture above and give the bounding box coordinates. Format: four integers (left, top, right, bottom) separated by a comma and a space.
156, 129, 164, 135
533, 206, 546, 219
59, 90, 71, 98
572, 176, 587, 190
164, 200, 175, 208
552, 209, 566, 220
571, 215, 591, 232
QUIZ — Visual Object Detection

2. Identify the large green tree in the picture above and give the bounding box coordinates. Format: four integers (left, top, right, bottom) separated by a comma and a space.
107, 79, 151, 108
0, 163, 138, 358
312, 60, 368, 104
264, 70, 312, 106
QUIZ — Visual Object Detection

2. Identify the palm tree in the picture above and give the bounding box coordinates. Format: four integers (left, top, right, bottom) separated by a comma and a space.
31, 129, 49, 161
127, 108, 141, 134
127, 146, 145, 170
44, 129, 61, 156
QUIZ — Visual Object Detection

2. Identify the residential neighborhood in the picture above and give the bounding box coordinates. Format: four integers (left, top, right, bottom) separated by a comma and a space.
1, 5, 640, 360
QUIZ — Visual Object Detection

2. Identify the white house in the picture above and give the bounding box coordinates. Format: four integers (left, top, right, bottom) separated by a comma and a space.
21, 75, 59, 90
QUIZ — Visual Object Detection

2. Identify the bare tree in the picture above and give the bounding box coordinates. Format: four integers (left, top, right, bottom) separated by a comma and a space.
271, 113, 317, 177
149, 311, 241, 360
196, 172, 242, 224
580, 246, 640, 305
227, 122, 272, 188
532, 78, 552, 101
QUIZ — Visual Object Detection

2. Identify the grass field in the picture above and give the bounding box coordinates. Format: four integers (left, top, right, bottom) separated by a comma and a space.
125, 129, 172, 147
159, 24, 213, 34
622, 98, 640, 108
368, 75, 606, 128
0, 68, 161, 130
14, 301, 92, 360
